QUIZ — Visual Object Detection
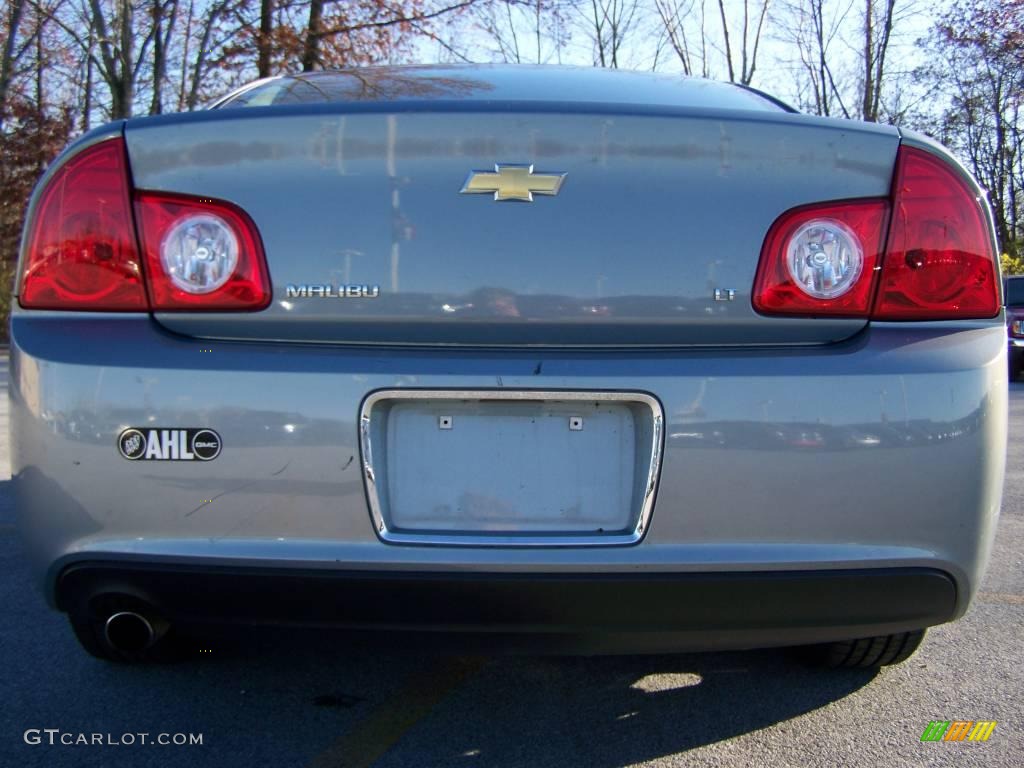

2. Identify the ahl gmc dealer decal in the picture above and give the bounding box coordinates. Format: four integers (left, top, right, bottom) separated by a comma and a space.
118, 428, 222, 461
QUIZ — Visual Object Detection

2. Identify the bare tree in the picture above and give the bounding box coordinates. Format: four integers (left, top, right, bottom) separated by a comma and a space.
34, 0, 153, 119
174, 0, 193, 110
90, 0, 136, 118
779, 0, 853, 116
921, 0, 1024, 253
257, 0, 274, 77
474, 1, 568, 64
149, 0, 179, 114
712, 0, 771, 84
301, 0, 324, 71
860, 0, 895, 121
289, 1, 479, 74
0, 0, 29, 129
653, 0, 710, 76
81, 16, 94, 128
183, 0, 236, 110
584, 0, 641, 68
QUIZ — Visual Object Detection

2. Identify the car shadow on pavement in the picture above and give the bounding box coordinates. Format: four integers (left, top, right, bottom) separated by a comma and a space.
1, 591, 878, 768
436, 650, 876, 767
173, 627, 879, 767
349, 646, 877, 767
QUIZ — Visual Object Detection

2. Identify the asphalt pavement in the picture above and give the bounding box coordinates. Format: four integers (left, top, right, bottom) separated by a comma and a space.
1, 358, 1021, 767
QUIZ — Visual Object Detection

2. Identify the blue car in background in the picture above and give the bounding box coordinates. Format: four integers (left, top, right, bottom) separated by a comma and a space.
1006, 276, 1024, 381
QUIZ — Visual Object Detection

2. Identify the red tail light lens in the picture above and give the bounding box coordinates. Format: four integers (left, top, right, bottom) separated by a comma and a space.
873, 146, 999, 319
135, 193, 270, 311
19, 139, 147, 310
753, 145, 999, 321
752, 200, 890, 316
19, 136, 271, 312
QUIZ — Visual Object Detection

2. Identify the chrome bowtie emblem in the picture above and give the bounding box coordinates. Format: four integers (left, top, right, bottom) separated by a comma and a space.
460, 164, 567, 202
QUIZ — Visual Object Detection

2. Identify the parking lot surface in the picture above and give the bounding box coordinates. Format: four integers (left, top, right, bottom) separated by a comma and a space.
1, 357, 1021, 767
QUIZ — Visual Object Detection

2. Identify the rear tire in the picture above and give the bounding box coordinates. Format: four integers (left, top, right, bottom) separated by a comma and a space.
802, 629, 926, 669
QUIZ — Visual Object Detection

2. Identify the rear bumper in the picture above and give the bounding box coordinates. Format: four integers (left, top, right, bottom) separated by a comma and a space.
57, 562, 957, 652
9, 313, 1006, 630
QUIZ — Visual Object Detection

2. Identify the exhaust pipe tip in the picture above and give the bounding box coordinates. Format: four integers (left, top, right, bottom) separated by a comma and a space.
104, 611, 155, 654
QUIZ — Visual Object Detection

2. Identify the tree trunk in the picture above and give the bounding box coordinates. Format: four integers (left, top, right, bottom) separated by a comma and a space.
150, 0, 165, 114
815, 1, 829, 115
34, 20, 45, 170
301, 0, 323, 72
117, 0, 133, 118
590, 1, 606, 67
177, 0, 194, 111
717, 0, 735, 82
862, 0, 874, 121
0, 0, 27, 130
187, 4, 220, 110
83, 26, 94, 130
871, 0, 896, 122
258, 0, 275, 78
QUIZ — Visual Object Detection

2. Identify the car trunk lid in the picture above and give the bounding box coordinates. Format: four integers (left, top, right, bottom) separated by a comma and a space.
124, 106, 899, 346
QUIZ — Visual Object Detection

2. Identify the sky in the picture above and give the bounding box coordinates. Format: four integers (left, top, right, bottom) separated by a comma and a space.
412, 0, 950, 120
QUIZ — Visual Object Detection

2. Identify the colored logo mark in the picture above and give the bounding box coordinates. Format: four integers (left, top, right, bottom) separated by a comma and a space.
920, 720, 997, 742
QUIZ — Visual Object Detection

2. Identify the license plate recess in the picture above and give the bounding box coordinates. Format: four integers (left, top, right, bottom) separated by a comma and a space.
359, 390, 663, 546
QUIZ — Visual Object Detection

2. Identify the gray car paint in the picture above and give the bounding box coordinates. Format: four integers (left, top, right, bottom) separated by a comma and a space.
119, 66, 901, 346
9, 66, 1006, 642
10, 312, 1005, 617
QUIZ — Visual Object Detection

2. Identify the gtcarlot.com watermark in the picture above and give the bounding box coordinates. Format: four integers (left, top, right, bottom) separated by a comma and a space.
25, 729, 202, 747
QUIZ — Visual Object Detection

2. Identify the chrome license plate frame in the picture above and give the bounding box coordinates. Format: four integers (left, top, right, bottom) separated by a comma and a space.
358, 389, 664, 547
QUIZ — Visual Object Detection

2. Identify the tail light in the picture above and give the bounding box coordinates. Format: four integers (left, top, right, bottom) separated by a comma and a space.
752, 201, 889, 316
873, 147, 999, 319
753, 145, 999, 320
19, 137, 270, 312
135, 194, 270, 310
20, 140, 146, 310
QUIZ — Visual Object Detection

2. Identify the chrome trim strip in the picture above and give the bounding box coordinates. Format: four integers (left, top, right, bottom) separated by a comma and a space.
1009, 338, 1024, 348
359, 389, 664, 547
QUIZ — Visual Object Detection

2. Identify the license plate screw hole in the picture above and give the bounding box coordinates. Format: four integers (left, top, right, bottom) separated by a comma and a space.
439, 416, 453, 430
569, 416, 584, 431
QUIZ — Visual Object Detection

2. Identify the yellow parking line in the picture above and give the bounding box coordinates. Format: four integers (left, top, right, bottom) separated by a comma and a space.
307, 656, 485, 768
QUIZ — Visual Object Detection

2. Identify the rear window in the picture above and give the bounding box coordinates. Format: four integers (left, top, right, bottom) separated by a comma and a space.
215, 67, 789, 112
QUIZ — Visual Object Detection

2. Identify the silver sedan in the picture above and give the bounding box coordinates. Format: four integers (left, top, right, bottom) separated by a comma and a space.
10, 65, 1006, 667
